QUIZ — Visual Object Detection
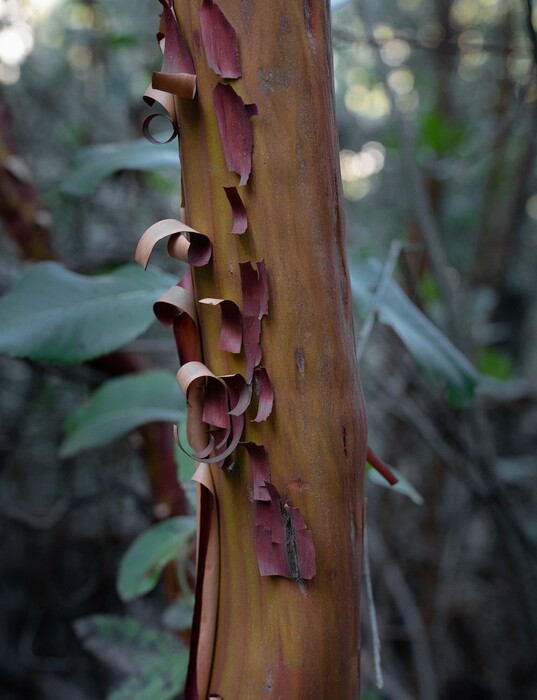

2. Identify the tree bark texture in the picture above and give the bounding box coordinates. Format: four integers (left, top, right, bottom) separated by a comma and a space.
149, 1, 367, 697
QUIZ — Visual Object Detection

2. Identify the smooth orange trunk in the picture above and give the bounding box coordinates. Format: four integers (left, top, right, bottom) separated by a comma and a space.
170, 1, 367, 697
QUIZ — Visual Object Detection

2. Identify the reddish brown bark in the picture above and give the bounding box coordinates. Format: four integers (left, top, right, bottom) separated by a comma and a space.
148, 1, 367, 696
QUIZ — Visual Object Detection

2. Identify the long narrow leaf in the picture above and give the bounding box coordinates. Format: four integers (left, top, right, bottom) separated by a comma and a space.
61, 138, 180, 196
60, 371, 184, 457
350, 256, 479, 406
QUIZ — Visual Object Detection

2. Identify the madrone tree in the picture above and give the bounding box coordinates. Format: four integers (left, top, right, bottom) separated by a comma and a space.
136, 1, 368, 697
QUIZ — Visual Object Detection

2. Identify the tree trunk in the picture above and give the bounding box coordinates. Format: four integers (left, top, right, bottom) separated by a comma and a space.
151, 1, 367, 697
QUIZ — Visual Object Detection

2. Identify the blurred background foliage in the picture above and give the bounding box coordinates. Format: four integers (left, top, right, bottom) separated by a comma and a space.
0, 0, 536, 698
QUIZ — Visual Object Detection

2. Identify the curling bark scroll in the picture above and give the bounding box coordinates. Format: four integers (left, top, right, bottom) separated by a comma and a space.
139, 1, 367, 697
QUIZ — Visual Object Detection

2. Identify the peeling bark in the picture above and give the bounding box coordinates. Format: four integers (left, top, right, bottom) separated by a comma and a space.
141, 1, 367, 697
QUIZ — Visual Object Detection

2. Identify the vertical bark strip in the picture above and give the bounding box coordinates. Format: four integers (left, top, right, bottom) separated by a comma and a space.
162, 1, 366, 697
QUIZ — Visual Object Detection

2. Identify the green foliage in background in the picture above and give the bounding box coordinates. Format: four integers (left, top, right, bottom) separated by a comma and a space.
60, 370, 184, 457
61, 137, 180, 196
117, 516, 196, 602
350, 256, 479, 407
1, 0, 536, 696
0, 263, 175, 363
74, 615, 188, 700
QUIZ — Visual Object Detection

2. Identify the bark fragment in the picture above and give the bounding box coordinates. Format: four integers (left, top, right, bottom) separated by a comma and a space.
223, 186, 248, 234
135, 218, 212, 269
212, 83, 257, 186
199, 298, 242, 354
199, 0, 242, 79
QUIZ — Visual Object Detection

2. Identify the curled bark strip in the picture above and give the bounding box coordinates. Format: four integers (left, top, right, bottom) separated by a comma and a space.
178, 361, 218, 403
177, 361, 214, 456
135, 218, 212, 269
136, 219, 188, 268
153, 284, 199, 366
218, 412, 243, 458
199, 0, 242, 79
202, 378, 231, 430
199, 298, 242, 353
252, 366, 274, 422
143, 2, 196, 141
184, 232, 213, 267
167, 233, 190, 264
255, 481, 316, 580
158, 0, 195, 75
223, 186, 247, 234
213, 83, 257, 186
141, 5, 189, 130
366, 446, 398, 485
143, 83, 176, 119
176, 362, 245, 465
186, 462, 219, 700
210, 426, 230, 452
197, 413, 244, 464
178, 267, 194, 293
142, 112, 178, 145
152, 71, 197, 99
222, 373, 252, 416
173, 314, 200, 367
184, 412, 244, 465
242, 442, 271, 501
154, 284, 196, 327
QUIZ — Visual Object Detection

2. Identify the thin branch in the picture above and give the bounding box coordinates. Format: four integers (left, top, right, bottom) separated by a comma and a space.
370, 529, 440, 700
363, 526, 384, 689
355, 239, 402, 361
361, 650, 416, 700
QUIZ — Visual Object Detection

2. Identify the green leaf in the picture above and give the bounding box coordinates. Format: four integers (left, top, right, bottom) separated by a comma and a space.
0, 262, 175, 363
367, 464, 424, 505
418, 110, 469, 156
350, 256, 479, 407
60, 137, 180, 196
162, 597, 195, 632
74, 614, 187, 700
477, 346, 514, 380
117, 516, 196, 602
60, 371, 184, 457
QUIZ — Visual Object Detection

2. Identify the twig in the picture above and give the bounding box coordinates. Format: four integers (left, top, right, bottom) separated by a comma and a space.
370, 529, 440, 700
361, 650, 416, 700
363, 526, 384, 689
